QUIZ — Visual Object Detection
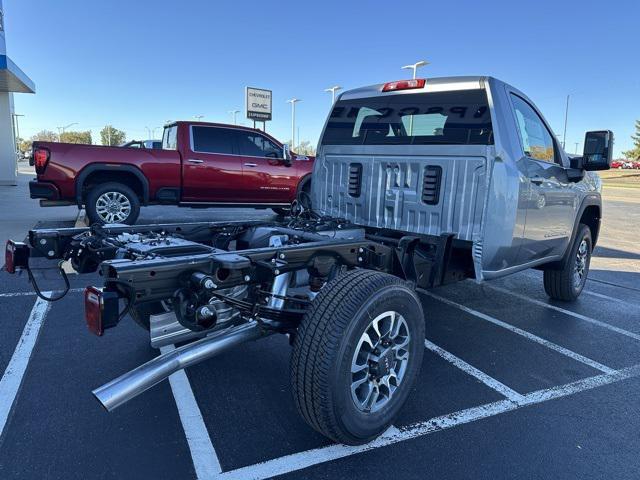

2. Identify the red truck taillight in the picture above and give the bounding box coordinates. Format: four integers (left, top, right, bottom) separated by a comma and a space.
84, 286, 120, 336
5, 240, 30, 274
33, 147, 50, 174
382, 79, 426, 92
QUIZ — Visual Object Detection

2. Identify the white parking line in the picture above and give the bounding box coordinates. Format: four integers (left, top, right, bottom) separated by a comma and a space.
0, 294, 51, 438
218, 364, 640, 480
0, 288, 83, 298
422, 291, 615, 374
588, 277, 640, 293
583, 288, 640, 307
424, 339, 525, 402
484, 284, 640, 342
160, 345, 222, 479
74, 208, 88, 228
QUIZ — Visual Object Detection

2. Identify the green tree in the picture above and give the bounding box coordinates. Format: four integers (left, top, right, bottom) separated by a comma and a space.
296, 140, 316, 156
16, 137, 28, 152
60, 130, 92, 144
32, 130, 59, 142
100, 125, 126, 146
622, 120, 640, 160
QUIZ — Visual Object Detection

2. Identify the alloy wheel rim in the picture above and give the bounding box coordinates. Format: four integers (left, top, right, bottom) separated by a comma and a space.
350, 310, 411, 413
573, 239, 589, 289
95, 191, 132, 223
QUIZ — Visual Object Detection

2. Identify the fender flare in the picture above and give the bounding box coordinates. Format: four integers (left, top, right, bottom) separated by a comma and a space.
555, 194, 601, 265
296, 173, 312, 196
572, 194, 601, 246
75, 164, 150, 207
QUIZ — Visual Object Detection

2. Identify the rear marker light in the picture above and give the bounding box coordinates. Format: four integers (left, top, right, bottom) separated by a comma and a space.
382, 79, 426, 92
5, 240, 30, 274
84, 286, 120, 336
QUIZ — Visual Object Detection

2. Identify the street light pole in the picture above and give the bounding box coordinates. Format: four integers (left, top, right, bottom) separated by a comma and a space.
228, 110, 240, 125
401, 61, 428, 135
324, 85, 342, 104
145, 126, 152, 139
575, 142, 579, 154
194, 115, 204, 121
11, 113, 24, 151
401, 60, 428, 79
562, 95, 570, 150
287, 98, 301, 149
57, 122, 78, 139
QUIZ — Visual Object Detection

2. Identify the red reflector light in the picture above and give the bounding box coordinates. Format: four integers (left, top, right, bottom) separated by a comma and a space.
5, 240, 29, 274
382, 79, 426, 92
33, 148, 50, 173
84, 286, 120, 336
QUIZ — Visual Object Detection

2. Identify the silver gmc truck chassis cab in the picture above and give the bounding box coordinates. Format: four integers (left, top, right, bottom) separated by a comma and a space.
6, 76, 613, 445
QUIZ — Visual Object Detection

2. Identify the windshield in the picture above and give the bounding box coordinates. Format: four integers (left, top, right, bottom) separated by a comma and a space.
321, 89, 493, 146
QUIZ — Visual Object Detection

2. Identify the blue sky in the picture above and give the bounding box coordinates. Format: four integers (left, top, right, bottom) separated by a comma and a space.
5, 0, 639, 156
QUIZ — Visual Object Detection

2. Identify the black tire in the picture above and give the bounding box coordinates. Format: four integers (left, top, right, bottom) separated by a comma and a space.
543, 224, 592, 301
272, 177, 311, 216
272, 207, 290, 216
85, 182, 140, 225
291, 269, 425, 445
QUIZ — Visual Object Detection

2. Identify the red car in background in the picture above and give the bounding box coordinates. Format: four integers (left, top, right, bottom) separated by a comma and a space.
29, 122, 314, 224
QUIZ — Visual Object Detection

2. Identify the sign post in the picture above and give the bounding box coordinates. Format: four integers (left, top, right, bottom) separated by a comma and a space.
245, 87, 272, 130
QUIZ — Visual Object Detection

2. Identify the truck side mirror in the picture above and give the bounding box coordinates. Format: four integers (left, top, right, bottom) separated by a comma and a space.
582, 130, 613, 171
282, 144, 292, 166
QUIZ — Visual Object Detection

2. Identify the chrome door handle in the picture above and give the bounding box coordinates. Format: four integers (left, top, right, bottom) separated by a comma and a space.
244, 163, 257, 167
188, 159, 204, 164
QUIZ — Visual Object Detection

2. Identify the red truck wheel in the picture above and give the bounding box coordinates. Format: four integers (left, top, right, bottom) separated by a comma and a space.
85, 182, 141, 225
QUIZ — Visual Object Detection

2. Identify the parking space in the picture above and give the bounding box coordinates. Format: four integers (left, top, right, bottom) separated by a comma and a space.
1, 199, 639, 480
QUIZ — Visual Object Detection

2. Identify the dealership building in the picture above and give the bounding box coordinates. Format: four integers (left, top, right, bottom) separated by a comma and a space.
0, 0, 35, 185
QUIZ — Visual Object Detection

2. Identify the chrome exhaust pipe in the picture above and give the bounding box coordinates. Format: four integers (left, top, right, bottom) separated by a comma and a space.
93, 321, 265, 411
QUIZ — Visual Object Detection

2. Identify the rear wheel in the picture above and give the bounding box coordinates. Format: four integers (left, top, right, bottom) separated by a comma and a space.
291, 269, 424, 444
86, 182, 140, 225
543, 224, 592, 301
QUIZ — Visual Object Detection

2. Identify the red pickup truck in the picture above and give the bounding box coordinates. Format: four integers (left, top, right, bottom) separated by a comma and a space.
29, 122, 314, 224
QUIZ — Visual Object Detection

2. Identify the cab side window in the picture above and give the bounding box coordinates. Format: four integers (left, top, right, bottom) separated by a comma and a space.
192, 126, 234, 154
511, 94, 556, 163
235, 132, 282, 158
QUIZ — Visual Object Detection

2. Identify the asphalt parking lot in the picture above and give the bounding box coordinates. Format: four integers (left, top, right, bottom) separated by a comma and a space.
0, 197, 639, 479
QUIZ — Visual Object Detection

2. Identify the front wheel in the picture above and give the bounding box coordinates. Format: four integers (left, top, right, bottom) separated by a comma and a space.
291, 270, 425, 445
271, 207, 290, 216
543, 224, 592, 301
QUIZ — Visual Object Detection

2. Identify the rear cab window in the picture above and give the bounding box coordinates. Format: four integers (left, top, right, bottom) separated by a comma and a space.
162, 126, 178, 150
321, 89, 493, 146
191, 126, 235, 154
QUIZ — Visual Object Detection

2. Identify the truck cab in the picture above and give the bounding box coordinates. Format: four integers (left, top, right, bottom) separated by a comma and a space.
312, 76, 611, 284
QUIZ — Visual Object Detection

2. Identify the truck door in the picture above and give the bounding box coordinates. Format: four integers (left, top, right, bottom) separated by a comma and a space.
510, 94, 578, 263
182, 126, 244, 202
232, 130, 296, 203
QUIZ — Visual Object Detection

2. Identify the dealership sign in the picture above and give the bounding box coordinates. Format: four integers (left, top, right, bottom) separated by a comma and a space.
245, 87, 272, 121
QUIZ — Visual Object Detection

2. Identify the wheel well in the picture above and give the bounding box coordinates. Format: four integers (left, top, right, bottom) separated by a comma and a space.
580, 205, 601, 246
81, 171, 145, 205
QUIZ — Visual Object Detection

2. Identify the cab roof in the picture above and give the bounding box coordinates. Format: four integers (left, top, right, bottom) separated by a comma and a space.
339, 76, 497, 101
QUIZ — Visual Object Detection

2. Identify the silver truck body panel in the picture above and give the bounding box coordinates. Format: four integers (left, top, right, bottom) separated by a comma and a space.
312, 76, 601, 281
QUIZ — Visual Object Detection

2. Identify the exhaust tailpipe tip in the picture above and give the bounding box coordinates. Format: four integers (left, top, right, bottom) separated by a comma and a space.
91, 322, 265, 412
